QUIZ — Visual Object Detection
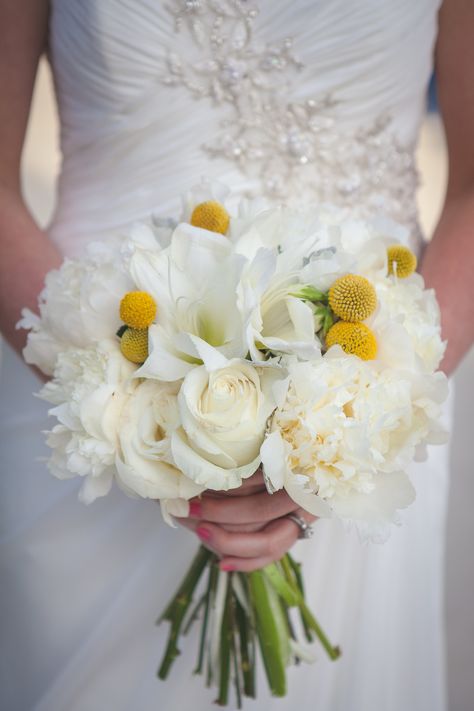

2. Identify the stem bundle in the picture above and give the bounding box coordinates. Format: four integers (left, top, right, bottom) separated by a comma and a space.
157, 547, 341, 707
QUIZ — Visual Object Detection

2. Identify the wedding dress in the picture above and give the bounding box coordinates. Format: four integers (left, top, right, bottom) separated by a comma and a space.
0, 1, 450, 709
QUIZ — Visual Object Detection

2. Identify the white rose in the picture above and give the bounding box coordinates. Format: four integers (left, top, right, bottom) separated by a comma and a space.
116, 379, 204, 502
171, 357, 283, 490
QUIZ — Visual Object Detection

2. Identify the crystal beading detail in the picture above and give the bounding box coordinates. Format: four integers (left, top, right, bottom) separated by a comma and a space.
163, 1, 420, 235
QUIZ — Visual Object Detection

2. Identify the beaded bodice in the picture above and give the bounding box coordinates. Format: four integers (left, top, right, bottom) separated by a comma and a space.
48, 0, 441, 255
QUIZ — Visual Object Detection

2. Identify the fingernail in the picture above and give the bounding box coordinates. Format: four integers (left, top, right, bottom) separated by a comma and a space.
189, 501, 202, 518
220, 563, 236, 572
196, 526, 212, 542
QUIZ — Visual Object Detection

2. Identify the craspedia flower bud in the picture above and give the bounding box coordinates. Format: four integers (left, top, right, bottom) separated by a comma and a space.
325, 321, 377, 361
120, 328, 149, 364
328, 274, 377, 322
190, 201, 230, 235
119, 291, 157, 329
387, 245, 417, 278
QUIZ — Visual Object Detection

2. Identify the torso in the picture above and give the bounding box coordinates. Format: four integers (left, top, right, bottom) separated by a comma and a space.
48, 0, 441, 254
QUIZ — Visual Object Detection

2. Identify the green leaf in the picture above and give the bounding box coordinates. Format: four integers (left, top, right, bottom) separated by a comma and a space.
289, 285, 328, 303
323, 311, 334, 335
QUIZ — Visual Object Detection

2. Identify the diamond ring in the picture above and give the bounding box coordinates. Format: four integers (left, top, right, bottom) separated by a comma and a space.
286, 513, 314, 540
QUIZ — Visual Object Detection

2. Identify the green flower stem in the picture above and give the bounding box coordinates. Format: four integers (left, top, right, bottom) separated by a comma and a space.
157, 546, 212, 680
194, 563, 218, 676
216, 576, 232, 706
283, 554, 340, 659
280, 599, 297, 645
263, 562, 299, 606
248, 570, 288, 698
298, 601, 341, 661
285, 554, 313, 642
158, 546, 211, 623
235, 595, 256, 698
183, 593, 205, 635
229, 593, 243, 710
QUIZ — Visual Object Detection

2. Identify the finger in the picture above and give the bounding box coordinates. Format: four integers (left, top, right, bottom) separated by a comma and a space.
186, 489, 299, 525
193, 515, 299, 560
175, 518, 264, 535
218, 521, 266, 533
218, 511, 317, 571
284, 510, 317, 540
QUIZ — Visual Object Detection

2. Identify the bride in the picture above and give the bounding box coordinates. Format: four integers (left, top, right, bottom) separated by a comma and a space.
1, 1, 473, 709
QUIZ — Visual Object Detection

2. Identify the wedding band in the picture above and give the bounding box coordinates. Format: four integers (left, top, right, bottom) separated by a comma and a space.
287, 513, 314, 539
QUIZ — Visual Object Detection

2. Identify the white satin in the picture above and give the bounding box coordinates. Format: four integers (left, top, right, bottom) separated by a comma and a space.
0, 2, 450, 710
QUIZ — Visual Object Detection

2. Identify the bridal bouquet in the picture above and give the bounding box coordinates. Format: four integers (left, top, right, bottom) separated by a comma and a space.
20, 181, 448, 706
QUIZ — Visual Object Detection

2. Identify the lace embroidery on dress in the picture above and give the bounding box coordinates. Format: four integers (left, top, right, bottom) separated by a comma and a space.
162, 0, 420, 235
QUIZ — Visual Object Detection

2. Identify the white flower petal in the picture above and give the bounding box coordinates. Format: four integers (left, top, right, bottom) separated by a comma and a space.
136, 324, 194, 381
330, 470, 416, 524
260, 431, 287, 492
284, 474, 333, 518
160, 498, 191, 528
171, 428, 260, 490
78, 468, 114, 504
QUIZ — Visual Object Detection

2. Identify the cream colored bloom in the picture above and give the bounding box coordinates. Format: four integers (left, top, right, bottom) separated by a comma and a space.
19, 241, 134, 375
172, 354, 284, 490
40, 339, 136, 504
116, 379, 204, 503
261, 355, 448, 529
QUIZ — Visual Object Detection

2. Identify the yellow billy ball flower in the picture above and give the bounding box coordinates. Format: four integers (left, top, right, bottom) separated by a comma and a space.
120, 328, 149, 364
387, 245, 417, 278
119, 291, 157, 329
328, 274, 377, 322
326, 321, 377, 361
190, 201, 230, 235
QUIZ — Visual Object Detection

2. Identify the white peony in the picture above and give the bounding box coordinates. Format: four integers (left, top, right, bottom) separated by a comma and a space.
40, 339, 136, 504
261, 354, 448, 530
19, 241, 134, 375
171, 352, 284, 490
373, 273, 446, 372
115, 379, 204, 503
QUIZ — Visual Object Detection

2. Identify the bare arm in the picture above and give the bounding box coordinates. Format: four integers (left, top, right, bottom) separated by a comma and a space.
420, 0, 474, 375
0, 0, 62, 355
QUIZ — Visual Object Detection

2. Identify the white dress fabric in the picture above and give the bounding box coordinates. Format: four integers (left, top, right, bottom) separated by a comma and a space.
0, 1, 450, 710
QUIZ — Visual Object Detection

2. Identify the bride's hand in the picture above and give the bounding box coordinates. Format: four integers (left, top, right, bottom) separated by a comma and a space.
176, 470, 316, 572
